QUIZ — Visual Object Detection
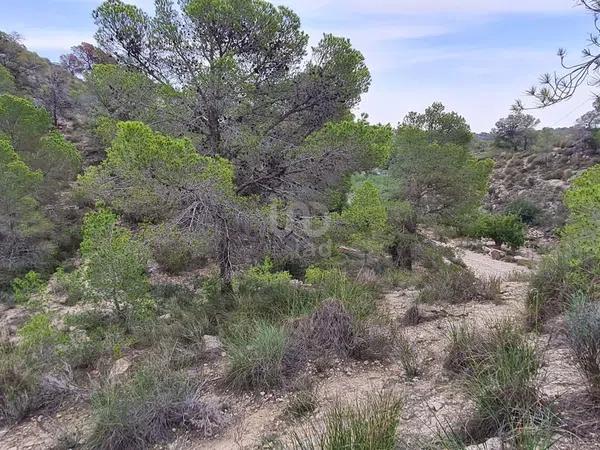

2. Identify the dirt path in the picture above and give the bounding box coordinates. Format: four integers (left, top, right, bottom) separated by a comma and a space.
458, 247, 529, 279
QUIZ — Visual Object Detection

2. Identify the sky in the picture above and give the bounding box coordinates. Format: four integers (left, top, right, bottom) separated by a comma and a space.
1, 0, 597, 132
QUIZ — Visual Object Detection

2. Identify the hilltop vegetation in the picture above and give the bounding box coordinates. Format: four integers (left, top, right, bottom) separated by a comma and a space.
1, 0, 600, 449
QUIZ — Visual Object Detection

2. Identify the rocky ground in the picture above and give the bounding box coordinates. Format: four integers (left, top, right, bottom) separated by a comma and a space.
1, 244, 599, 450
486, 141, 600, 235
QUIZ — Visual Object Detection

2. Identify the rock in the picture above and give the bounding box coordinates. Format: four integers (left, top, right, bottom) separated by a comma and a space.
109, 357, 132, 381
466, 437, 504, 450
202, 335, 223, 353
489, 249, 506, 261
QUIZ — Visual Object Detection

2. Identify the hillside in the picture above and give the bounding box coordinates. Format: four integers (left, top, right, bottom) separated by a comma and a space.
485, 135, 600, 236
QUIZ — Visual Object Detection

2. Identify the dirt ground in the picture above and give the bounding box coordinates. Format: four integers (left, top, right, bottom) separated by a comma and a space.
1, 245, 599, 450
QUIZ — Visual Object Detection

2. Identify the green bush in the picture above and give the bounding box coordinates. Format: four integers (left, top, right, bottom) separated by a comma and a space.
505, 198, 542, 226
225, 321, 287, 390
53, 267, 87, 304
305, 266, 379, 320
0, 315, 72, 425
290, 395, 402, 450
11, 271, 45, 304
526, 248, 599, 328
88, 355, 223, 449
80, 209, 152, 321
473, 213, 525, 250
565, 295, 600, 400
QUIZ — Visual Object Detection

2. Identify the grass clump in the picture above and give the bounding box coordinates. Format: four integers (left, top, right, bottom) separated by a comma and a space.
285, 385, 319, 420
565, 294, 600, 400
225, 321, 287, 390
526, 249, 599, 329
88, 353, 223, 450
397, 332, 420, 379
418, 267, 501, 305
290, 395, 402, 450
444, 320, 548, 444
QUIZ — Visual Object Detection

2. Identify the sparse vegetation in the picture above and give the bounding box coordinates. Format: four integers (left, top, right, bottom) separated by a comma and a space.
565, 295, 600, 400
225, 321, 288, 390
444, 320, 548, 444
88, 353, 224, 450
418, 266, 501, 305
290, 395, 402, 450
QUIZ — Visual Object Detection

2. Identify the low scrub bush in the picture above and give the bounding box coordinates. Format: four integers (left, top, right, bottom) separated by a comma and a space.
472, 213, 525, 250
290, 395, 402, 450
52, 267, 87, 305
418, 267, 501, 305
287, 300, 356, 366
444, 320, 546, 443
11, 271, 45, 304
285, 385, 319, 420
0, 315, 73, 425
143, 224, 208, 275
305, 266, 379, 320
88, 355, 223, 449
565, 295, 600, 400
286, 300, 394, 367
526, 248, 599, 328
397, 332, 420, 379
505, 198, 542, 226
225, 321, 287, 390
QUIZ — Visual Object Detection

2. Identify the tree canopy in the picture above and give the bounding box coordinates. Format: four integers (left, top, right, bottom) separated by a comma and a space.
492, 112, 540, 152
402, 102, 472, 146
91, 0, 371, 198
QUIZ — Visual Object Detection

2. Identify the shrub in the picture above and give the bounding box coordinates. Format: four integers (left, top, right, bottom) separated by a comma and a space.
305, 267, 379, 320
11, 271, 45, 304
285, 386, 319, 420
18, 313, 67, 350
397, 332, 420, 379
418, 267, 501, 305
225, 321, 287, 390
53, 267, 87, 304
290, 395, 402, 450
474, 213, 525, 250
565, 295, 600, 400
0, 316, 73, 425
287, 300, 356, 366
505, 198, 542, 226
143, 224, 208, 275
526, 248, 599, 328
80, 209, 152, 321
88, 355, 223, 449
445, 320, 545, 441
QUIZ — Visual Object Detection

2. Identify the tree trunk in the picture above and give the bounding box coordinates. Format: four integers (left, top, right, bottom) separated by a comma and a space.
218, 235, 233, 293
391, 215, 417, 271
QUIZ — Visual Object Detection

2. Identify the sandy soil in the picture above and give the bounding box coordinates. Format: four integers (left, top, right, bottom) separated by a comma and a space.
2, 246, 599, 450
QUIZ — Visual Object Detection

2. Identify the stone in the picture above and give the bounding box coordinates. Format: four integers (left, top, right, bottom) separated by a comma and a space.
489, 249, 506, 261
465, 437, 504, 450
109, 357, 132, 381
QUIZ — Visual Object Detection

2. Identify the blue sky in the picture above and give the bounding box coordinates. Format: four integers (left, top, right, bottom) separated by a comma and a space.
2, 0, 596, 131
